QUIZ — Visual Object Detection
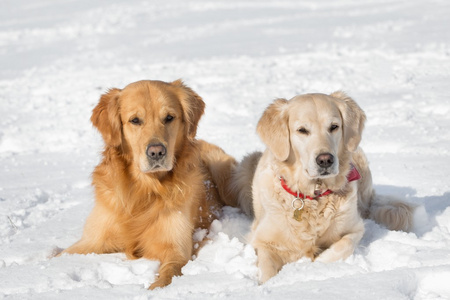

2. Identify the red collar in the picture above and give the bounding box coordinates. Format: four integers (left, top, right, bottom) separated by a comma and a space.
279, 164, 361, 200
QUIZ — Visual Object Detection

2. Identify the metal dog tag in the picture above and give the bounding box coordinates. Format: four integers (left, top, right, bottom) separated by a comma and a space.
293, 208, 303, 221
292, 197, 305, 221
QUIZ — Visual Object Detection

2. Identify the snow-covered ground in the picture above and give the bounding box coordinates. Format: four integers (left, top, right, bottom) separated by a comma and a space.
1, 0, 450, 299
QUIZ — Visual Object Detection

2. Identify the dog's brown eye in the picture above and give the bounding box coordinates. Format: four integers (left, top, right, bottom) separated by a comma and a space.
165, 115, 174, 123
298, 127, 309, 135
330, 124, 339, 132
130, 117, 141, 125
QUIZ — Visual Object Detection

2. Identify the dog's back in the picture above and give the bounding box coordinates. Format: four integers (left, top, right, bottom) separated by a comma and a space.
229, 152, 262, 217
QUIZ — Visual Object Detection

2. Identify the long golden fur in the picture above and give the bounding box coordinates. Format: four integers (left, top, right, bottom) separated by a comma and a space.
61, 79, 237, 289
232, 92, 416, 283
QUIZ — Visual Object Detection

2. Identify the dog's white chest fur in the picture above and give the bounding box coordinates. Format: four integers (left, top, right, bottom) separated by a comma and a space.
251, 159, 359, 262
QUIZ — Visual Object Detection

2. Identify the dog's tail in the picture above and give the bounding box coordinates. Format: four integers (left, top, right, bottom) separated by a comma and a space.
228, 152, 262, 217
353, 149, 416, 232
367, 193, 417, 232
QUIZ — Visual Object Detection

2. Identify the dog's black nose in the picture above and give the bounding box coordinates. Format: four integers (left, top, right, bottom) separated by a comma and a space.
147, 144, 166, 160
316, 153, 334, 168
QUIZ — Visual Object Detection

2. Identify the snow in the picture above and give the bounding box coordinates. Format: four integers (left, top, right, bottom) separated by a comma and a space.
1, 0, 450, 298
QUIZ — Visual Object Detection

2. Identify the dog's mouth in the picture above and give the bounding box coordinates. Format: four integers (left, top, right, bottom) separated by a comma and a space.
140, 158, 173, 173
305, 167, 338, 179
317, 170, 337, 179
145, 164, 172, 173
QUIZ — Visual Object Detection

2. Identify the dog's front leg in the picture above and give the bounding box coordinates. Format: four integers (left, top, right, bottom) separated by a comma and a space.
314, 228, 364, 263
146, 237, 192, 289
255, 244, 283, 284
149, 260, 186, 290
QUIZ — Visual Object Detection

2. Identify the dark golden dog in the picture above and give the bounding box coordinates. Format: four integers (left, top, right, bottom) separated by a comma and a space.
62, 80, 237, 289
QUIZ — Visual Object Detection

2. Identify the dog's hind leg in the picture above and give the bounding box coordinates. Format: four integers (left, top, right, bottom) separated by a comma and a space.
197, 140, 239, 207
60, 204, 123, 256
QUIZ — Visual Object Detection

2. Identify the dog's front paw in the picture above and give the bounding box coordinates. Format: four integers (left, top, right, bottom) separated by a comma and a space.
257, 260, 279, 284
149, 276, 172, 290
258, 270, 275, 284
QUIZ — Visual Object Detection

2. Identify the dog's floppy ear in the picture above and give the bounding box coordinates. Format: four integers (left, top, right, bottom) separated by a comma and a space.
330, 91, 366, 152
172, 79, 205, 139
91, 88, 122, 147
257, 98, 290, 161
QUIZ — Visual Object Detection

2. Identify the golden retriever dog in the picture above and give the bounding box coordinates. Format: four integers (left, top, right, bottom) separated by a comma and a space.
232, 91, 416, 283
61, 79, 238, 289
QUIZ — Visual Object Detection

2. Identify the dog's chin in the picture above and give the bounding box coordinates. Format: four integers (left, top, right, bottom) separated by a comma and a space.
142, 166, 172, 173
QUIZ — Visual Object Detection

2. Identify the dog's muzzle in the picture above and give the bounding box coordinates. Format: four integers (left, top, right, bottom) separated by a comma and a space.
315, 152, 335, 176
147, 143, 167, 161
316, 152, 334, 168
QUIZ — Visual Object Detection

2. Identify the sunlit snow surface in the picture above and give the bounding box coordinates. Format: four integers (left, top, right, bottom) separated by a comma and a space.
1, 0, 450, 299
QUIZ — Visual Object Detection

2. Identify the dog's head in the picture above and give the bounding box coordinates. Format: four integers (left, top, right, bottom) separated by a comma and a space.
257, 92, 366, 179
91, 79, 205, 173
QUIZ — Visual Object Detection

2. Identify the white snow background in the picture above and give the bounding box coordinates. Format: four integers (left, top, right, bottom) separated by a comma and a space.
1, 0, 450, 299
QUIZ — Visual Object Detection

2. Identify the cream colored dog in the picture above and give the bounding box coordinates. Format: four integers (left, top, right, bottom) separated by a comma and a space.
232, 92, 415, 283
